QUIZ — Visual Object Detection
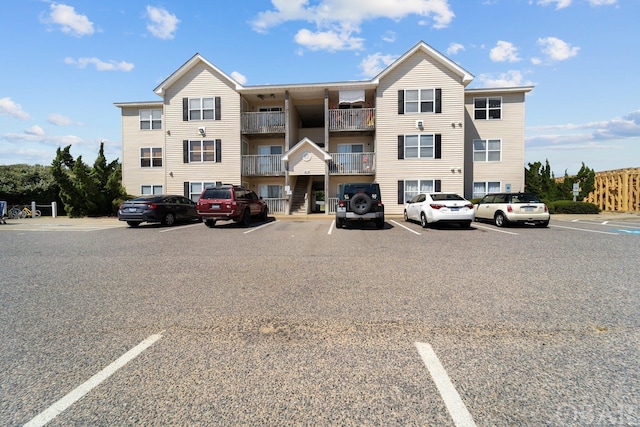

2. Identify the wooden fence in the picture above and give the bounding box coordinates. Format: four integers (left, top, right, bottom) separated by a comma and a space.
585, 168, 640, 212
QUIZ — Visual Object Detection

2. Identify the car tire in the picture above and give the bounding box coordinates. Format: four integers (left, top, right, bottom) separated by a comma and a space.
260, 207, 268, 222
204, 219, 216, 228
420, 212, 428, 228
163, 213, 176, 226
240, 208, 251, 227
126, 221, 140, 227
335, 217, 343, 228
494, 212, 507, 227
404, 210, 409, 222
350, 193, 372, 215
536, 220, 549, 228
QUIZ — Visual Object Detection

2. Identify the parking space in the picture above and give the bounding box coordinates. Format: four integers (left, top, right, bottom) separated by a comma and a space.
2, 214, 640, 425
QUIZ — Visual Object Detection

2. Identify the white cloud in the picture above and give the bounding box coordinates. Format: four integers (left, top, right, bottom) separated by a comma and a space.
146, 6, 180, 40
359, 52, 398, 78
251, 0, 455, 51
0, 97, 31, 120
537, 36, 579, 61
381, 31, 396, 43
446, 42, 465, 56
25, 125, 45, 136
477, 70, 534, 88
41, 3, 94, 36
536, 0, 572, 10
231, 71, 247, 85
490, 41, 520, 62
588, 0, 617, 5
47, 113, 80, 126
64, 57, 134, 72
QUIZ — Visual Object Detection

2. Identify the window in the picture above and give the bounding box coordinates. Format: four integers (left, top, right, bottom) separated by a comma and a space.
189, 181, 216, 202
140, 148, 162, 167
141, 185, 163, 195
337, 144, 364, 154
140, 109, 162, 130
189, 140, 216, 162
189, 97, 214, 120
404, 180, 436, 203
398, 89, 441, 114
405, 135, 434, 159
473, 182, 501, 199
473, 139, 501, 162
259, 185, 283, 198
474, 97, 502, 120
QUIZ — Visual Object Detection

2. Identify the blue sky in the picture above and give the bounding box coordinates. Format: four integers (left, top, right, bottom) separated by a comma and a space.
1, 0, 637, 176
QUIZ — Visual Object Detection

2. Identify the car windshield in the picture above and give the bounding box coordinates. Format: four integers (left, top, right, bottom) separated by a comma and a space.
512, 193, 541, 203
430, 193, 464, 201
201, 189, 231, 199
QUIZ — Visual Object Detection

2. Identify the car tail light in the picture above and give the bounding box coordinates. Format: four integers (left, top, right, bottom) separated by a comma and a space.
544, 205, 548, 212
430, 204, 445, 210
507, 205, 513, 212
339, 200, 345, 207
465, 204, 474, 209
147, 203, 157, 209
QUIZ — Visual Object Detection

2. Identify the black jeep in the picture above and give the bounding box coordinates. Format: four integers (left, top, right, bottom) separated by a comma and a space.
335, 182, 385, 229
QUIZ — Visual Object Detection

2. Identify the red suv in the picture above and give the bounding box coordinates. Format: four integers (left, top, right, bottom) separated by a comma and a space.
196, 184, 268, 227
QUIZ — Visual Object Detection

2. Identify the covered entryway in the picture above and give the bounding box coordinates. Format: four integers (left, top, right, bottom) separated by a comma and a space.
282, 138, 331, 215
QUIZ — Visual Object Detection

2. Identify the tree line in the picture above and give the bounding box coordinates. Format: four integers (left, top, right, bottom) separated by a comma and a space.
1, 146, 595, 217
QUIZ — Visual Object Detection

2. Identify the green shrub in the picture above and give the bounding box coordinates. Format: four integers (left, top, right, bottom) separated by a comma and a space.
549, 200, 600, 214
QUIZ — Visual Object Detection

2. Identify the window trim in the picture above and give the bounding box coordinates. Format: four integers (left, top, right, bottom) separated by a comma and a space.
188, 181, 217, 202
473, 96, 502, 120
404, 134, 435, 159
139, 108, 162, 130
473, 139, 502, 162
397, 179, 441, 204
140, 184, 163, 195
473, 181, 501, 199
189, 140, 216, 163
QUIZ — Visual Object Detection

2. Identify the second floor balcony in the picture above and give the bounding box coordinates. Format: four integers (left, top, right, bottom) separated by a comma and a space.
329, 108, 375, 132
241, 111, 285, 134
242, 154, 285, 176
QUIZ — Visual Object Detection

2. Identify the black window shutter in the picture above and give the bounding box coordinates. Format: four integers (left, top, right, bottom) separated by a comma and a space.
183, 140, 189, 163
435, 134, 442, 159
435, 89, 442, 114
183, 182, 189, 198
435, 180, 442, 192
398, 181, 404, 204
397, 90, 404, 115
215, 97, 221, 120
182, 98, 188, 121
215, 139, 222, 163
397, 135, 404, 160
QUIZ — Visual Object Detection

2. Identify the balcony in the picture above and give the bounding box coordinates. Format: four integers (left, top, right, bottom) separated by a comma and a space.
241, 155, 285, 176
241, 111, 285, 134
329, 152, 375, 175
328, 108, 375, 132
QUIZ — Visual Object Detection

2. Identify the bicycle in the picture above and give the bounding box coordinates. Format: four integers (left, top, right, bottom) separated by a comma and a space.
8, 205, 22, 219
19, 205, 42, 218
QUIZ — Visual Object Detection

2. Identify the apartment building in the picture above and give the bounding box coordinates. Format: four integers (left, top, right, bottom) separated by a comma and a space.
115, 41, 533, 216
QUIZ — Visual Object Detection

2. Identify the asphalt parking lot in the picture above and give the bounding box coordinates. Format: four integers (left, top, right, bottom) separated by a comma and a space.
1, 214, 640, 426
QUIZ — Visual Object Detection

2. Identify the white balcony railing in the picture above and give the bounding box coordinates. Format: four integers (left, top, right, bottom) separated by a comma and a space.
241, 111, 285, 134
329, 152, 375, 174
328, 108, 375, 131
263, 198, 287, 214
241, 155, 285, 176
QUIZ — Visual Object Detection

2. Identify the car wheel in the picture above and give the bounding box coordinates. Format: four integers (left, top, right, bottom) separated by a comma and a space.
536, 220, 549, 228
335, 217, 343, 228
163, 213, 176, 226
420, 212, 428, 228
126, 221, 140, 227
240, 208, 251, 227
204, 219, 216, 228
350, 193, 372, 215
494, 212, 507, 227
404, 210, 409, 222
260, 207, 268, 222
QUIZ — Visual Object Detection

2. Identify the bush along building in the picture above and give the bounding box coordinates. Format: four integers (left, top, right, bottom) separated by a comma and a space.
115, 41, 533, 216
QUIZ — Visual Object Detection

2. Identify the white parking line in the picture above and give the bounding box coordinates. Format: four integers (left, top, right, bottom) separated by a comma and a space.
389, 219, 422, 235
415, 342, 477, 427
244, 220, 278, 234
23, 332, 164, 427
472, 224, 519, 235
328, 220, 335, 235
549, 224, 619, 235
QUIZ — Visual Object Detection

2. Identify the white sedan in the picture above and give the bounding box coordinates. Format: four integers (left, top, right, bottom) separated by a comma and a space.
404, 192, 475, 228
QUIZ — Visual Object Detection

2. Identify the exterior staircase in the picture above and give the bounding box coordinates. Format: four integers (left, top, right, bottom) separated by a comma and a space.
290, 176, 309, 215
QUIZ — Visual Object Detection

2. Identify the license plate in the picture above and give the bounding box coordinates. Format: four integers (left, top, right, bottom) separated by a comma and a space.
128, 207, 137, 213
211, 204, 220, 209
522, 206, 535, 211
450, 207, 459, 211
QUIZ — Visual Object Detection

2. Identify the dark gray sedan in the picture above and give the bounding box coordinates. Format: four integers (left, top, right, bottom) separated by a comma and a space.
118, 195, 200, 227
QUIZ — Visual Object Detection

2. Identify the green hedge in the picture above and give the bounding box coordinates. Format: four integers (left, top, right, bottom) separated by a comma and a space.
548, 200, 600, 214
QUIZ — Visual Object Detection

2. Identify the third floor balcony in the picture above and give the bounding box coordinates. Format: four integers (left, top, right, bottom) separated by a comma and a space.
329, 108, 375, 132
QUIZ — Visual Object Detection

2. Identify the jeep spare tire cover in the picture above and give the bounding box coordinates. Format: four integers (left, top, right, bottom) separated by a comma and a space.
350, 193, 372, 215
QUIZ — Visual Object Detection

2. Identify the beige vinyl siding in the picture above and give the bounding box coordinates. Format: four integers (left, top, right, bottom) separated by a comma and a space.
288, 149, 326, 175
465, 92, 526, 194
120, 105, 165, 195
375, 50, 467, 213
163, 62, 241, 195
